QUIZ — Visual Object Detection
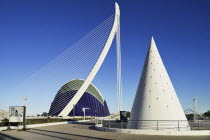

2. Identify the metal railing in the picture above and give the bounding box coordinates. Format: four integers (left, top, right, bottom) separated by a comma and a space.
0, 118, 67, 127
95, 120, 210, 130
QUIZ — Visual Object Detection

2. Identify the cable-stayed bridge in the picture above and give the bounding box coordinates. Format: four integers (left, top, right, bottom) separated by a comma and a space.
1, 3, 122, 116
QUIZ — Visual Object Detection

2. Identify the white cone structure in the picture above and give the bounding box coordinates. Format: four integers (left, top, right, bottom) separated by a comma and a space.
127, 37, 190, 130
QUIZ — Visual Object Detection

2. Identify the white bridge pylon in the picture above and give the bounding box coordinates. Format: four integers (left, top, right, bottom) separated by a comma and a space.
59, 3, 121, 117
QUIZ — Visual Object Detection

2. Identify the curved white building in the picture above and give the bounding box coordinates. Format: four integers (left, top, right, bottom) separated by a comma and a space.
128, 37, 190, 130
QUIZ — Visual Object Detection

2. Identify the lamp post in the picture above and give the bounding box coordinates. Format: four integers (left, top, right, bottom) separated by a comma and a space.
23, 97, 28, 107
82, 108, 90, 120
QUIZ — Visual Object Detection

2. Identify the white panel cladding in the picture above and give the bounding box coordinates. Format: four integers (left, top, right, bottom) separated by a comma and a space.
127, 37, 190, 130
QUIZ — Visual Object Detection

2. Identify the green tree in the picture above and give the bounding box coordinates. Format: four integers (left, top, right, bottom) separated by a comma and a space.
126, 111, 130, 118
186, 114, 194, 120
204, 111, 210, 117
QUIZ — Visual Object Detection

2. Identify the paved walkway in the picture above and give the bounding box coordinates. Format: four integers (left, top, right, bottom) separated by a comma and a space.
0, 122, 210, 140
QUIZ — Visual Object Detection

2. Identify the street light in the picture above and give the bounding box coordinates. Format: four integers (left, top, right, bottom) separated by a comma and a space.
82, 108, 90, 120
23, 97, 28, 107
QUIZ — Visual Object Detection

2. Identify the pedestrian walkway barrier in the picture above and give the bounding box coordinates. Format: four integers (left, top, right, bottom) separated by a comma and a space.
95, 119, 210, 130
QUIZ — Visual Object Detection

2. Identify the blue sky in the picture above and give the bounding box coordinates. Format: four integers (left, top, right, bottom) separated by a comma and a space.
0, 0, 210, 114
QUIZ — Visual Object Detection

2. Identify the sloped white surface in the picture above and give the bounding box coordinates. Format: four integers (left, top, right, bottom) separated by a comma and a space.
128, 37, 189, 130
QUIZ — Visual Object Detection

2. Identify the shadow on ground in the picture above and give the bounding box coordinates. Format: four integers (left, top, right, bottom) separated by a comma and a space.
27, 128, 112, 140
0, 133, 22, 140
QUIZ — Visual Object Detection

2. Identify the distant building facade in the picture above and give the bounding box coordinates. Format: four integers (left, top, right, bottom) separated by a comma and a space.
0, 109, 9, 119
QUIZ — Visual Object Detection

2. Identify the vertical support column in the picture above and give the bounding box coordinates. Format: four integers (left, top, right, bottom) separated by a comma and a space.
116, 15, 122, 113
84, 109, 85, 120
178, 121, 180, 131
23, 106, 26, 131
73, 104, 75, 121
109, 119, 111, 128
7, 108, 11, 130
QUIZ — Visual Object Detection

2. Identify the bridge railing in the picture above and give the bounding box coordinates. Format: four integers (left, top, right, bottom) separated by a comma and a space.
95, 119, 210, 130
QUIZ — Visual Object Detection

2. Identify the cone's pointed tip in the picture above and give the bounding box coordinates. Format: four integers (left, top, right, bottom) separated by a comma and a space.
151, 36, 155, 42
150, 36, 157, 47
148, 36, 157, 51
